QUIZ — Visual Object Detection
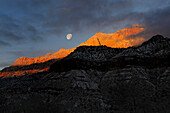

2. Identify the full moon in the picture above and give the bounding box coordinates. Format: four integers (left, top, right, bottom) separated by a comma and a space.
66, 34, 72, 40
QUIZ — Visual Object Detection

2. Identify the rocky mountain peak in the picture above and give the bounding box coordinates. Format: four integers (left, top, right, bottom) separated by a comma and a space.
141, 34, 169, 46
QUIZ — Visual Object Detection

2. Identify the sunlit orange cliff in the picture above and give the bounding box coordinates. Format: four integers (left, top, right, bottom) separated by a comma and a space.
0, 25, 145, 77
12, 25, 145, 66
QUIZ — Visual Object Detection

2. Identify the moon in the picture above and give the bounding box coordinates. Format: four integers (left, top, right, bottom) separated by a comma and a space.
66, 34, 72, 40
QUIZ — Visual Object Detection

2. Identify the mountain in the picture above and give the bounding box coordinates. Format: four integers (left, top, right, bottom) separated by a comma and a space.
0, 35, 169, 113
12, 25, 144, 66
0, 25, 145, 78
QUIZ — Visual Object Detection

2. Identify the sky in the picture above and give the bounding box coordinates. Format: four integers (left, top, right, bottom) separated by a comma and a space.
0, 0, 170, 70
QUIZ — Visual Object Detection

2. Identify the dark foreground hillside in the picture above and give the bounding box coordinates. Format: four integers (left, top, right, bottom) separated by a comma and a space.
0, 35, 170, 113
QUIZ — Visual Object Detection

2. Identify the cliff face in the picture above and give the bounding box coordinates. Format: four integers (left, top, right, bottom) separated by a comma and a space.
12, 25, 145, 66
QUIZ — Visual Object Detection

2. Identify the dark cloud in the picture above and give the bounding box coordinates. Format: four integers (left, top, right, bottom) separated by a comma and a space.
1, 0, 170, 39
0, 40, 11, 47
0, 30, 23, 41
1, 0, 169, 44
126, 6, 170, 39
0, 13, 44, 45
41, 0, 134, 35
40, 0, 170, 39
142, 6, 170, 38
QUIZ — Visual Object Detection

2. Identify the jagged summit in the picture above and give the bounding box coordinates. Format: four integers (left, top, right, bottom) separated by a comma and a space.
141, 34, 169, 46
137, 35, 170, 56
